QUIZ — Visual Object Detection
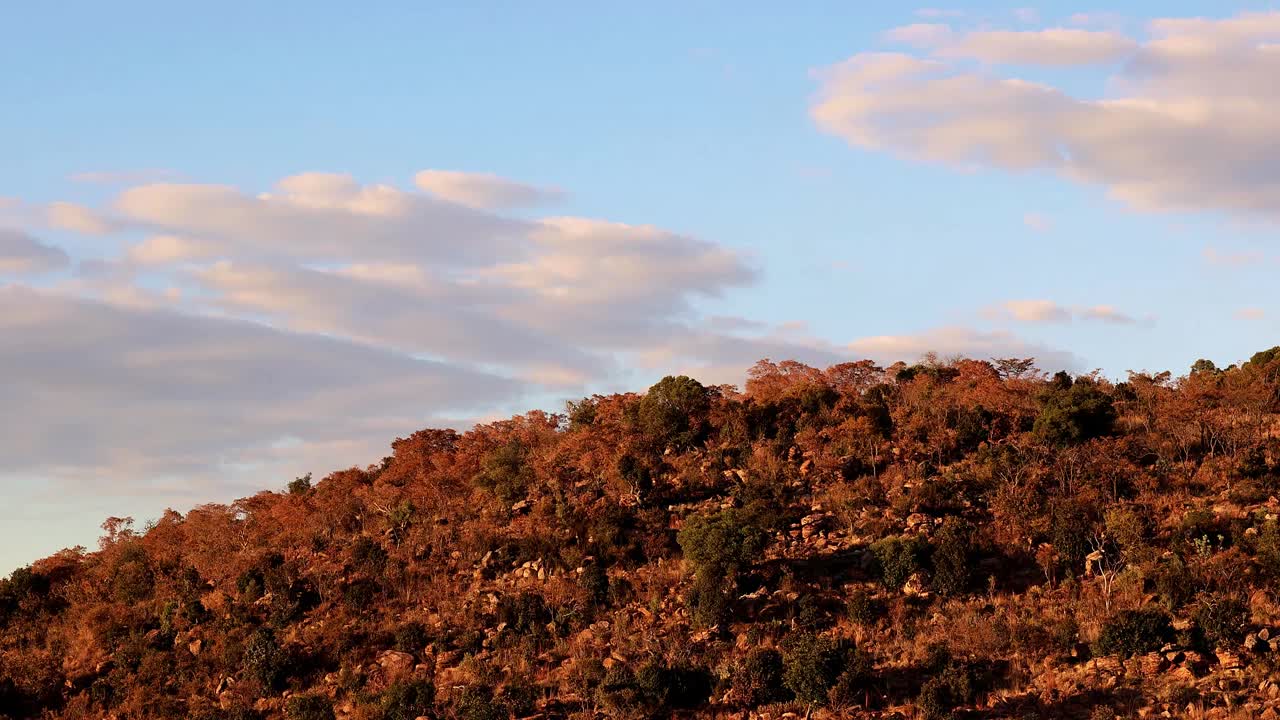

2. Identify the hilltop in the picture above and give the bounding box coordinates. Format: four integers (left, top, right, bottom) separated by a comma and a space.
5, 351, 1280, 720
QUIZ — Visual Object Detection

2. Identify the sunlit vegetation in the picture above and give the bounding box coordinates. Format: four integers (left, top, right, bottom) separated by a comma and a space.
6, 349, 1280, 718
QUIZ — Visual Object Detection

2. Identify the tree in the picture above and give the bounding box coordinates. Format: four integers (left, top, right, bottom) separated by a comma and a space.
1034, 378, 1116, 446
288, 472, 313, 495
638, 375, 710, 449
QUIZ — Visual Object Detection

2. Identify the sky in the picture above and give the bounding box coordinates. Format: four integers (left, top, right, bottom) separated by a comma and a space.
3, 1, 1280, 573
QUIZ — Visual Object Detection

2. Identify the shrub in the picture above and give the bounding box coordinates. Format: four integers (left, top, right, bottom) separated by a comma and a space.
579, 563, 610, 608
496, 591, 553, 638
1153, 555, 1195, 610
350, 536, 388, 577
634, 660, 713, 711
916, 659, 978, 720
870, 536, 927, 590
638, 375, 710, 449
110, 544, 155, 603
678, 508, 768, 577
1094, 609, 1174, 657
846, 588, 882, 627
287, 473, 312, 495
284, 694, 334, 720
684, 572, 733, 629
1034, 378, 1116, 446
473, 441, 534, 503
455, 684, 506, 720
381, 679, 435, 720
1049, 498, 1094, 574
1192, 593, 1250, 648
733, 648, 787, 706
243, 628, 288, 691
394, 622, 428, 653
931, 518, 975, 596
782, 634, 849, 705
828, 649, 876, 709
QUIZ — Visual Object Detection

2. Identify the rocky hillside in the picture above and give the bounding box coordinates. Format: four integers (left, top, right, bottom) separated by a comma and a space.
6, 352, 1280, 720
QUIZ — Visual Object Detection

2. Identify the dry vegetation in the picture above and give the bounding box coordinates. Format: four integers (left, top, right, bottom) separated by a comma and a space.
6, 350, 1280, 720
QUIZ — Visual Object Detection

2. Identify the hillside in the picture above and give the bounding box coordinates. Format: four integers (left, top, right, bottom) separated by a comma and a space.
6, 351, 1280, 720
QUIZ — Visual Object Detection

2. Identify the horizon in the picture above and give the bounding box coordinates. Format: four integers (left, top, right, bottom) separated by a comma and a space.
4, 1, 1280, 573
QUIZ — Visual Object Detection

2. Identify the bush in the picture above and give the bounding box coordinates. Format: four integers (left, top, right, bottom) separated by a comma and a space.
1094, 609, 1174, 657
111, 544, 155, 603
828, 649, 876, 709
579, 563, 610, 608
243, 628, 288, 691
684, 572, 733, 629
381, 679, 435, 720
473, 441, 534, 503
1153, 555, 1195, 610
846, 588, 882, 626
782, 634, 849, 705
678, 508, 768, 577
288, 473, 312, 495
870, 536, 927, 590
916, 657, 979, 720
633, 660, 713, 711
638, 375, 710, 449
733, 648, 788, 706
394, 622, 428, 653
1049, 498, 1094, 574
1193, 593, 1250, 648
455, 684, 506, 720
1034, 378, 1116, 446
931, 518, 975, 596
285, 694, 334, 720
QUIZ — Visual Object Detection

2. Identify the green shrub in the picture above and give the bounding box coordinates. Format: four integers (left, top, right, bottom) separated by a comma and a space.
111, 544, 155, 603
733, 648, 788, 706
846, 588, 882, 627
496, 591, 553, 638
455, 684, 505, 720
684, 572, 733, 629
1049, 498, 1094, 573
579, 563, 610, 608
678, 508, 768, 577
782, 634, 849, 705
634, 660, 713, 710
349, 536, 388, 577
931, 518, 975, 596
1094, 609, 1173, 657
1033, 378, 1116, 446
394, 622, 428, 653
870, 536, 927, 590
829, 649, 876, 709
1153, 555, 1195, 610
473, 441, 534, 503
381, 678, 435, 720
287, 473, 312, 495
284, 694, 334, 720
243, 628, 288, 691
916, 659, 978, 720
638, 375, 711, 449
1193, 593, 1250, 648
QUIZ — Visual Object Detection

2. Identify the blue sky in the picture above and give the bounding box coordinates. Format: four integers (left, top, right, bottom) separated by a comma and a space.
2, 1, 1279, 572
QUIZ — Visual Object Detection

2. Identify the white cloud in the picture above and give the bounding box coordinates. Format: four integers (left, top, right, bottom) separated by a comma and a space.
1203, 246, 1267, 267
848, 326, 1079, 370
69, 169, 182, 185
937, 28, 1137, 65
0, 229, 71, 275
414, 170, 565, 210
47, 201, 118, 235
0, 287, 520, 479
1236, 307, 1266, 321
814, 11, 1280, 219
990, 299, 1139, 325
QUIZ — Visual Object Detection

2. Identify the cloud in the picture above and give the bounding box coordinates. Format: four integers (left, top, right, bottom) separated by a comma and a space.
0, 287, 521, 480
936, 29, 1137, 65
69, 169, 182, 185
112, 173, 530, 266
414, 170, 565, 210
990, 299, 1139, 325
0, 229, 71, 275
848, 326, 1079, 370
1236, 307, 1266, 321
814, 11, 1280, 219
47, 202, 118, 235
1203, 246, 1268, 267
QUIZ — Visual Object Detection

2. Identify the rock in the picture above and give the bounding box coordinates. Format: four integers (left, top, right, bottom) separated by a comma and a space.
377, 650, 416, 678
1216, 650, 1243, 671
1259, 628, 1271, 641
902, 572, 930, 598
510, 500, 530, 514
188, 638, 203, 655
1246, 634, 1260, 651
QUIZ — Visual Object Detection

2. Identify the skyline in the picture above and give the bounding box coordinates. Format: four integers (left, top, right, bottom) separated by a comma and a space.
3, 2, 1279, 572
